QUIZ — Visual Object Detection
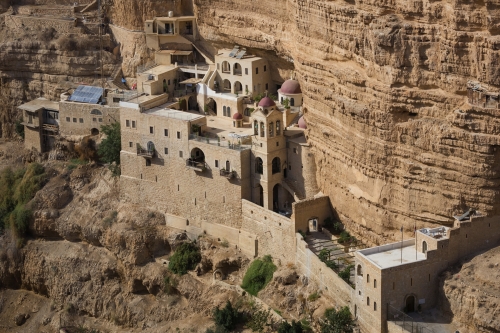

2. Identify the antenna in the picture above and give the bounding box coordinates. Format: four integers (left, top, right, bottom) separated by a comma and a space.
98, 0, 105, 95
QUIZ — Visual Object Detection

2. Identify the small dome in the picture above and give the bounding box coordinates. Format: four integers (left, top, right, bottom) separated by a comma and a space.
258, 97, 276, 107
298, 116, 307, 129
280, 79, 302, 94
232, 112, 243, 120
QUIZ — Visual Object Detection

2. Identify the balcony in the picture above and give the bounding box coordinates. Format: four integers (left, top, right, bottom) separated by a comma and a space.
220, 169, 235, 179
188, 134, 251, 151
186, 158, 206, 171
137, 147, 155, 158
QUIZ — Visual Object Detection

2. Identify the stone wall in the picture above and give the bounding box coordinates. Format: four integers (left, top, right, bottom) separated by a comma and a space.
59, 101, 119, 138
292, 195, 332, 232
5, 15, 81, 34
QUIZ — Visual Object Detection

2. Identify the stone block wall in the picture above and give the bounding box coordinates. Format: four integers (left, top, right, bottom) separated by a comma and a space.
25, 126, 42, 152
6, 15, 81, 35
59, 102, 119, 137
292, 195, 332, 232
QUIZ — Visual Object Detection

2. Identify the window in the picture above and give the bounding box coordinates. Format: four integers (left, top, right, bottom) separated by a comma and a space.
168, 79, 170, 85
367, 297, 370, 306
374, 279, 377, 288
269, 122, 274, 137
293, 148, 297, 154
113, 97, 120, 103
264, 65, 267, 72
150, 126, 154, 134
129, 142, 133, 147
276, 142, 279, 146
367, 274, 370, 283
245, 85, 248, 93
98, 118, 103, 122
73, 118, 77, 122
93, 118, 96, 122
79, 118, 83, 123
272, 157, 280, 174
164, 147, 168, 154
225, 160, 230, 171
177, 131, 181, 139
126, 120, 130, 127
374, 302, 377, 311
256, 67, 259, 74
245, 68, 248, 75
217, 63, 220, 70
227, 107, 230, 116
215, 160, 219, 168
276, 121, 281, 135
146, 159, 151, 166
223, 106, 227, 117
179, 151, 183, 158
255, 158, 263, 174
265, 83, 268, 90
66, 117, 70, 122
357, 265, 362, 276
132, 121, 136, 128
411, 278, 413, 286
254, 121, 258, 135
90, 109, 102, 115
422, 241, 427, 253
260, 122, 265, 137
164, 129, 168, 136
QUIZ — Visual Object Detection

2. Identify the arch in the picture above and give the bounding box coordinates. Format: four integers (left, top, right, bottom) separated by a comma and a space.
234, 81, 242, 94
244, 108, 251, 117
91, 128, 99, 136
260, 122, 265, 137
163, 79, 167, 93
222, 79, 231, 92
222, 61, 230, 73
254, 120, 258, 135
227, 106, 231, 116
223, 106, 227, 117
405, 295, 415, 313
147, 141, 155, 152
290, 98, 295, 106
188, 96, 197, 111
255, 157, 263, 174
190, 147, 205, 162
233, 63, 242, 75
308, 218, 318, 231
90, 109, 102, 115
272, 157, 281, 174
269, 122, 274, 137
357, 265, 363, 276
276, 120, 281, 135
422, 241, 428, 253
225, 160, 230, 171
206, 98, 217, 114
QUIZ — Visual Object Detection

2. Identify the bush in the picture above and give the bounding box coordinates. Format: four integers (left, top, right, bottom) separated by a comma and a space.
308, 292, 319, 302
75, 137, 97, 162
98, 123, 121, 165
241, 255, 277, 296
278, 320, 304, 333
338, 265, 354, 283
338, 231, 351, 244
10, 205, 31, 236
333, 222, 343, 233
212, 301, 244, 332
163, 275, 178, 294
246, 305, 272, 332
15, 120, 24, 139
318, 249, 330, 262
320, 306, 354, 333
168, 242, 201, 275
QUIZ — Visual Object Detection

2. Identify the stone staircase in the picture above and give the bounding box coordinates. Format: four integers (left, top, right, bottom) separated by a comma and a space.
282, 178, 305, 201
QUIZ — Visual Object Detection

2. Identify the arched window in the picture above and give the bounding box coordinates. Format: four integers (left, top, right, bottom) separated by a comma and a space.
374, 302, 377, 311
367, 274, 370, 283
147, 141, 155, 152
272, 157, 280, 174
269, 122, 274, 137
255, 157, 263, 174
290, 98, 295, 106
223, 106, 227, 117
357, 265, 363, 276
227, 107, 231, 117
422, 241, 428, 253
233, 63, 242, 75
222, 61, 230, 73
90, 109, 102, 115
225, 160, 230, 171
276, 121, 281, 135
367, 297, 370, 306
260, 122, 265, 137
254, 120, 258, 135
244, 108, 250, 116
374, 279, 377, 288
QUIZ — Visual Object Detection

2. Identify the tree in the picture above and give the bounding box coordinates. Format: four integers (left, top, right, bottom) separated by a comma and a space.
320, 306, 354, 333
241, 255, 277, 296
168, 242, 201, 275
212, 301, 244, 332
98, 123, 121, 165
277, 320, 303, 333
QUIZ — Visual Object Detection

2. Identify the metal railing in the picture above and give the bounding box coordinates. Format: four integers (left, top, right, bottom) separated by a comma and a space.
186, 158, 206, 171
188, 134, 251, 151
219, 169, 235, 179
387, 305, 435, 333
137, 147, 154, 158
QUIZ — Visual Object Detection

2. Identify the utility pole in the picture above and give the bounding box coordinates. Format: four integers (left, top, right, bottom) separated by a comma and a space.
98, 0, 105, 97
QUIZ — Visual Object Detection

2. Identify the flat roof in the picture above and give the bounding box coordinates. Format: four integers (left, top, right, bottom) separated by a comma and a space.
358, 240, 426, 269
204, 116, 254, 138
18, 98, 59, 112
143, 65, 177, 76
217, 49, 260, 60
144, 107, 204, 121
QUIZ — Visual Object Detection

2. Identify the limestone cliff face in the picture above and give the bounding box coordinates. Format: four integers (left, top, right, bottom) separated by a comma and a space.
176, 0, 500, 244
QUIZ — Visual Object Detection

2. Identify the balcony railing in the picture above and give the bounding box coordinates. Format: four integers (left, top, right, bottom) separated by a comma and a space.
219, 169, 235, 179
188, 134, 251, 151
186, 158, 206, 171
137, 147, 154, 158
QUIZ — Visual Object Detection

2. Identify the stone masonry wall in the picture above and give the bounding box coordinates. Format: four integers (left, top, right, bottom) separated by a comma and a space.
59, 102, 119, 138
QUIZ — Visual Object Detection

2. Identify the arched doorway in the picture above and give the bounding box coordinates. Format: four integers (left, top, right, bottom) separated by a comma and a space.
422, 241, 427, 253
91, 128, 99, 136
308, 218, 318, 231
206, 98, 217, 114
222, 79, 231, 92
188, 96, 197, 111
234, 81, 242, 94
147, 141, 155, 152
405, 295, 415, 313
190, 147, 205, 162
272, 157, 281, 174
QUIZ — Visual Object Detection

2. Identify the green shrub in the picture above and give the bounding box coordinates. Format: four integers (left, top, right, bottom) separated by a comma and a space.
14, 163, 46, 204
278, 320, 304, 333
98, 123, 121, 165
338, 265, 354, 283
212, 301, 244, 332
10, 205, 31, 235
338, 231, 351, 244
325, 260, 338, 270
318, 249, 330, 262
320, 306, 354, 333
220, 239, 229, 248
308, 292, 320, 302
168, 242, 201, 275
15, 120, 24, 139
241, 255, 277, 296
333, 222, 343, 233
247, 305, 272, 332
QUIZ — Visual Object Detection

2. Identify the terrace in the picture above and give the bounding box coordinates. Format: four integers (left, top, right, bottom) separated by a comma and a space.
358, 240, 427, 269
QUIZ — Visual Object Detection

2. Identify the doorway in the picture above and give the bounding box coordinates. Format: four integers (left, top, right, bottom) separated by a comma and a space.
309, 218, 318, 232
405, 295, 415, 313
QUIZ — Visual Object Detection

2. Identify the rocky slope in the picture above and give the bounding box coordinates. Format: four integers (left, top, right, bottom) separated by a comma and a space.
439, 245, 500, 332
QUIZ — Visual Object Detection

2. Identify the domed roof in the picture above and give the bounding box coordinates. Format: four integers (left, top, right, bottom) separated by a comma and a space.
258, 96, 276, 107
232, 112, 243, 120
298, 116, 307, 129
280, 79, 302, 94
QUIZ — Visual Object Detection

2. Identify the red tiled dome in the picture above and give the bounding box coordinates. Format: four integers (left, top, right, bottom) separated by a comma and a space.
298, 116, 307, 129
258, 96, 276, 107
232, 112, 243, 120
280, 79, 302, 94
